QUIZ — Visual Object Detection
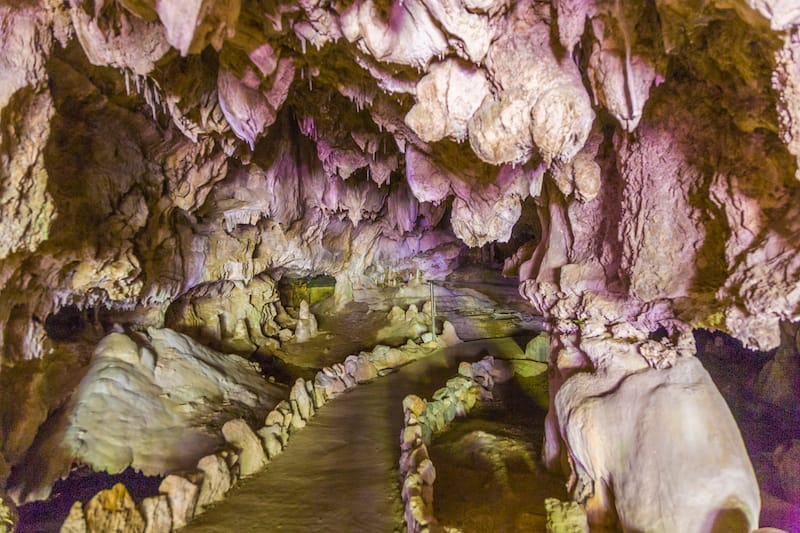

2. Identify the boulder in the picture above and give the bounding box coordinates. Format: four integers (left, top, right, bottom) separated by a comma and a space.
402, 395, 427, 417
84, 483, 145, 533
159, 474, 199, 529
60, 501, 87, 533
196, 453, 232, 509
54, 328, 282, 495
257, 425, 284, 459
386, 306, 405, 323
221, 419, 268, 476
139, 495, 171, 533
290, 378, 313, 421
544, 498, 589, 533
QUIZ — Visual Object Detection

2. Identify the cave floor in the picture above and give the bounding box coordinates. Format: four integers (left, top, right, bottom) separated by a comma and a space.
184, 337, 560, 532
431, 374, 567, 532
276, 275, 543, 375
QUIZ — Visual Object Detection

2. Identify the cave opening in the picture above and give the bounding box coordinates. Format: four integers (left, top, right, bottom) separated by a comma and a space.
43, 305, 84, 342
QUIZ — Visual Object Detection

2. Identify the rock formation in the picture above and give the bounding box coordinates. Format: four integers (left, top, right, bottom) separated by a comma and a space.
1, 0, 800, 530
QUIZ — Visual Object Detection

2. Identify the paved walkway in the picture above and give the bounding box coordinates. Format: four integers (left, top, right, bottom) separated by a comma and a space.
184, 338, 525, 533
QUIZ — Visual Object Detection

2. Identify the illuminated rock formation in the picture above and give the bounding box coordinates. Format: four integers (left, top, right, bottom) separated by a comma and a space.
1, 0, 799, 530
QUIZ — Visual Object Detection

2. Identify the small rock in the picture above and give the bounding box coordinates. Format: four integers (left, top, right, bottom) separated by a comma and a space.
276, 399, 292, 415
60, 501, 87, 533
489, 359, 514, 383
388, 306, 406, 322
401, 424, 423, 450
304, 379, 316, 404
290, 378, 313, 420
403, 395, 426, 417
470, 360, 494, 391
408, 495, 433, 526
432, 387, 451, 401
312, 379, 328, 408
402, 473, 423, 502
333, 363, 356, 388
0, 494, 16, 533
417, 459, 436, 485
222, 419, 268, 476
197, 454, 232, 509
544, 498, 589, 533
401, 444, 430, 473
421, 332, 434, 343
405, 304, 419, 321
265, 408, 284, 427
446, 376, 472, 390
220, 449, 239, 475
257, 424, 284, 459
315, 371, 346, 399
85, 483, 145, 533
289, 400, 307, 431
159, 475, 199, 529
139, 495, 171, 533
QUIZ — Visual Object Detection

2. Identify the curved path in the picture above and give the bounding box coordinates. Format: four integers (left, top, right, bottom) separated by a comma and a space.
184, 338, 526, 533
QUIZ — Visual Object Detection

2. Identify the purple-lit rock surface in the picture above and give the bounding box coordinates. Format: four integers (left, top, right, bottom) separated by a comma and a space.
1, 0, 800, 531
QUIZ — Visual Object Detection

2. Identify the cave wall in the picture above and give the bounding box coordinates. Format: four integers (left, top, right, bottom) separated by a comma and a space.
1, 0, 800, 518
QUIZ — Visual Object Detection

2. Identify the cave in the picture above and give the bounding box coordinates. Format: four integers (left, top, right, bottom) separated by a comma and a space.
1, 0, 800, 532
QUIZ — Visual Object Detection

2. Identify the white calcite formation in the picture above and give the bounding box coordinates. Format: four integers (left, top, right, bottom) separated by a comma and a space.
7, 328, 282, 505
67, 328, 281, 474
0, 0, 799, 531
553, 333, 760, 532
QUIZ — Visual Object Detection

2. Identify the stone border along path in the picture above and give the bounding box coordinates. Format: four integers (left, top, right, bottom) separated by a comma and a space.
399, 356, 591, 533
60, 305, 452, 533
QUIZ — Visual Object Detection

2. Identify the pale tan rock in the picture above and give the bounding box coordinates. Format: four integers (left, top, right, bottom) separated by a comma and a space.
59, 329, 281, 487
403, 395, 427, 417
139, 495, 171, 533
544, 498, 589, 533
221, 419, 268, 476
257, 425, 284, 459
290, 378, 313, 421
159, 474, 199, 529
405, 60, 491, 143
155, 0, 240, 56
439, 321, 462, 346
84, 483, 145, 533
68, 0, 171, 74
60, 501, 87, 533
293, 300, 318, 343
196, 453, 232, 509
